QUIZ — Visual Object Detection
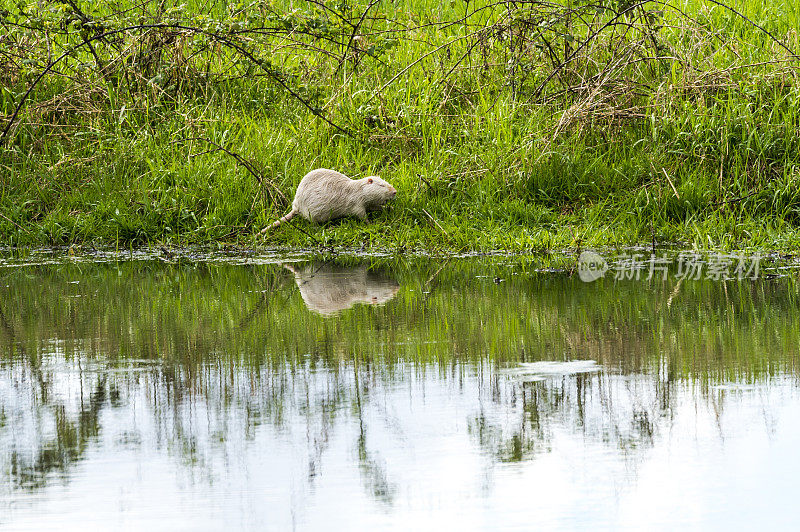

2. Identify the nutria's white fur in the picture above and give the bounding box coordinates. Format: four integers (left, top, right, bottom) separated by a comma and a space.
262, 168, 397, 233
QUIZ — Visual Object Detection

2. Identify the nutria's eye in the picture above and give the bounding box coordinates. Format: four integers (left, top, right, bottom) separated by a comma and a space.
367, 178, 373, 184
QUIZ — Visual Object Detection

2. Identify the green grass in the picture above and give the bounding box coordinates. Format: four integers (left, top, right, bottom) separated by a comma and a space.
1, 0, 799, 252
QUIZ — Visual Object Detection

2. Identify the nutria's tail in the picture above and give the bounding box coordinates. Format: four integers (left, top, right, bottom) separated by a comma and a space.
260, 209, 298, 234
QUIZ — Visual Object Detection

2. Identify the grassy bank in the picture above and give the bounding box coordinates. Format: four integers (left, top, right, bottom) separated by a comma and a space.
1, 0, 799, 252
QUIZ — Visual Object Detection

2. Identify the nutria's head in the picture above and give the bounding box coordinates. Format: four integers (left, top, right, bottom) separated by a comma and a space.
362, 176, 397, 208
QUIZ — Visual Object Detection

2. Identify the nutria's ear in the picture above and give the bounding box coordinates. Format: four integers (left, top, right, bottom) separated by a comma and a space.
367, 177, 373, 184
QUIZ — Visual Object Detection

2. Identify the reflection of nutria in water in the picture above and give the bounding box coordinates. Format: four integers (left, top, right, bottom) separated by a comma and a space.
261, 169, 397, 233
283, 262, 400, 316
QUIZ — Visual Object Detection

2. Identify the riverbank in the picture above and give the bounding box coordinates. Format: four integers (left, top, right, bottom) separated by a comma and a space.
1, 0, 799, 252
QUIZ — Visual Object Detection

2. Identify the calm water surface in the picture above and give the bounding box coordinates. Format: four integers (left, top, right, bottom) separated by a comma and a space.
1, 251, 799, 530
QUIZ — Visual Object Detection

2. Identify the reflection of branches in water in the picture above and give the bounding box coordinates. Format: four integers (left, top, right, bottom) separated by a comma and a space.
306, 411, 331, 484
469, 372, 664, 467
0, 300, 105, 488
0, 347, 783, 512
2, 365, 107, 490
10, 355, 395, 504
352, 360, 396, 506
356, 430, 397, 506
469, 409, 544, 463
2, 293, 217, 492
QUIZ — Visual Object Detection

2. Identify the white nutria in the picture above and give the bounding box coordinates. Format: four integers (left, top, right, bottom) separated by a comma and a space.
261, 168, 397, 233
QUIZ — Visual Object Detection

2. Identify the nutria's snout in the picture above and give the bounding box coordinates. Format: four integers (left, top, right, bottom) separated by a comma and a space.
388, 186, 397, 198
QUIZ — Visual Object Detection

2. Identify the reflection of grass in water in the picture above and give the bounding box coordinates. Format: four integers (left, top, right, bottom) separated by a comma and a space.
0, 255, 797, 377
0, 256, 797, 493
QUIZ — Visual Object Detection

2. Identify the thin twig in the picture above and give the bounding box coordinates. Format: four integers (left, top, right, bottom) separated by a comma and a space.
709, 190, 760, 207
662, 168, 680, 199
0, 22, 350, 144
422, 208, 448, 236
169, 136, 288, 206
